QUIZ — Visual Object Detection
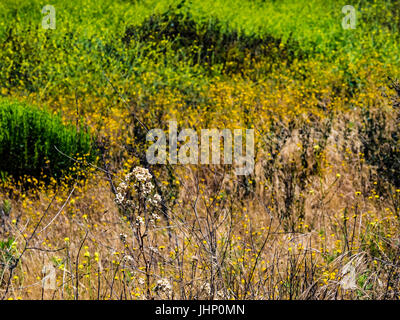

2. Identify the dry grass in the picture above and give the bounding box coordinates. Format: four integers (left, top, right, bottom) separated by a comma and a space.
1, 81, 400, 300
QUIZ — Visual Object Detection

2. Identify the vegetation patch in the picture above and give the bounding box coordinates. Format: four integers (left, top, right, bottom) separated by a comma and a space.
123, 2, 305, 74
0, 99, 96, 183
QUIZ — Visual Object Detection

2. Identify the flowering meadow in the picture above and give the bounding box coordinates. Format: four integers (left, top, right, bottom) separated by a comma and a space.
1, 0, 400, 300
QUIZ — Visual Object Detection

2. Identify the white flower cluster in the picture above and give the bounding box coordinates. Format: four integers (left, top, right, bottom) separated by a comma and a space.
154, 278, 172, 293
127, 166, 152, 182
114, 166, 161, 207
148, 193, 162, 206
136, 216, 144, 226
149, 246, 159, 254
199, 282, 227, 299
149, 212, 160, 225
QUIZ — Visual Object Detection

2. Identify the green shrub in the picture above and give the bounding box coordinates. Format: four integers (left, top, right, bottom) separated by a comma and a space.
0, 99, 96, 182
123, 2, 305, 75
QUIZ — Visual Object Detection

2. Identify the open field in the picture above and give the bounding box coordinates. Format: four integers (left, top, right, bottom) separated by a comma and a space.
1, 0, 400, 300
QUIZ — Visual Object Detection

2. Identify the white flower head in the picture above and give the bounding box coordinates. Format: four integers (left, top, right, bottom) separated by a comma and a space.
154, 278, 172, 293
115, 193, 124, 205
131, 167, 152, 182
135, 216, 144, 226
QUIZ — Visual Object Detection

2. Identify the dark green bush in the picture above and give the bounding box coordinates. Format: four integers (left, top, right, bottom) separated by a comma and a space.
122, 1, 305, 75
0, 99, 96, 182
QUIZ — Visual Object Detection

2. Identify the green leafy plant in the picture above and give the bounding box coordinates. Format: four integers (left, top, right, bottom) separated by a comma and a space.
0, 99, 96, 183
0, 200, 11, 216
0, 237, 18, 285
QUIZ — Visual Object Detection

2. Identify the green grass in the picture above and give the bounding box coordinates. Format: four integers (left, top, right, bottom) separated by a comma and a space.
0, 99, 96, 182
0, 0, 398, 99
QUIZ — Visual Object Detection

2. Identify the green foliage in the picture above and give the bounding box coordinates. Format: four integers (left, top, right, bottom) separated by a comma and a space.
0, 0, 398, 106
0, 99, 96, 182
1, 199, 11, 216
0, 237, 18, 276
123, 2, 305, 74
